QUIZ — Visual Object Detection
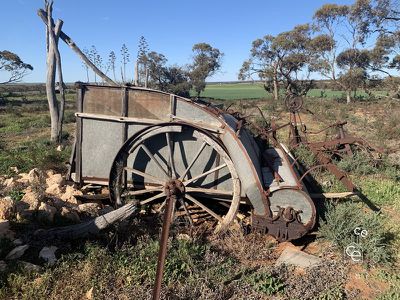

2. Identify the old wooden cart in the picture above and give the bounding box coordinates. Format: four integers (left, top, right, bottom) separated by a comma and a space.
68, 83, 316, 241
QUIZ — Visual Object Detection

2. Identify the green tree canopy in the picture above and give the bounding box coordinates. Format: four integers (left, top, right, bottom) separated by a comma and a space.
0, 50, 33, 84
189, 43, 223, 97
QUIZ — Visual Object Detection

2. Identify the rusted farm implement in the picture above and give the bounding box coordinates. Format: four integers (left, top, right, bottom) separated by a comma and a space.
262, 96, 382, 210
69, 83, 316, 242
66, 84, 383, 298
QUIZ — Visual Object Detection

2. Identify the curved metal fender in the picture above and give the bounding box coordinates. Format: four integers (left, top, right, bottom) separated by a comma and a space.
219, 114, 269, 216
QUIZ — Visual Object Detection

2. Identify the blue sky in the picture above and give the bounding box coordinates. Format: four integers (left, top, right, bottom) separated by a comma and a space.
0, 0, 354, 83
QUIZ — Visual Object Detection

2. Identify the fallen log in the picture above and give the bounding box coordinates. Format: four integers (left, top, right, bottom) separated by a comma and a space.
34, 202, 137, 241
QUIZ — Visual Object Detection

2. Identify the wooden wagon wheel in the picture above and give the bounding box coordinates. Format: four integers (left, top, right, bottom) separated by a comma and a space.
109, 123, 241, 230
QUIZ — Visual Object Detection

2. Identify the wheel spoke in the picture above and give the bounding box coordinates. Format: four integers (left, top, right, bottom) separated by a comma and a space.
185, 194, 223, 222
166, 132, 177, 178
185, 187, 233, 196
124, 167, 165, 185
178, 197, 194, 226
123, 186, 164, 197
184, 163, 227, 186
140, 191, 166, 205
179, 141, 207, 180
141, 144, 169, 177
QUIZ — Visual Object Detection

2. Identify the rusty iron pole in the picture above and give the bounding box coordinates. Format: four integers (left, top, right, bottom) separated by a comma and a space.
152, 190, 176, 300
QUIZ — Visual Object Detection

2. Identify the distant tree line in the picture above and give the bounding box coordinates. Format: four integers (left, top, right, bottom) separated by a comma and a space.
239, 0, 400, 103
81, 37, 223, 98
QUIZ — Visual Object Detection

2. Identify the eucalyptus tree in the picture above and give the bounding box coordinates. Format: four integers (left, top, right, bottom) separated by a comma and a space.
146, 51, 191, 97
239, 24, 331, 99
312, 0, 387, 103
0, 50, 33, 84
189, 43, 223, 98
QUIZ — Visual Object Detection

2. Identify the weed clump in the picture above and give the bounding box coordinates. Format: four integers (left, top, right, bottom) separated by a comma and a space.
318, 202, 393, 265
246, 269, 285, 296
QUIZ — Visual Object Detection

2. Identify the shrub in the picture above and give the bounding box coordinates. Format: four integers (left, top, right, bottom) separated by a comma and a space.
318, 202, 393, 265
246, 269, 285, 296
293, 145, 317, 169
357, 177, 400, 210
336, 151, 377, 176
8, 189, 25, 202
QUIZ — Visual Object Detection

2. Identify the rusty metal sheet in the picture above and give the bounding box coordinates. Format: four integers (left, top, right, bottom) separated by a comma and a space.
128, 90, 170, 120
82, 86, 123, 116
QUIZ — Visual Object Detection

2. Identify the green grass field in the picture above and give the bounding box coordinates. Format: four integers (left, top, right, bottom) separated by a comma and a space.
192, 83, 267, 99
191, 83, 388, 100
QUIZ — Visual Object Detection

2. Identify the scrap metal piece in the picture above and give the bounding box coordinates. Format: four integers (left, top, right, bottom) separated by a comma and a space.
285, 96, 304, 113
152, 181, 179, 300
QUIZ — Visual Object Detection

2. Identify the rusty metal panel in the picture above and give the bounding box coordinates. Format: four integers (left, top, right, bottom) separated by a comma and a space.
175, 99, 221, 126
82, 86, 123, 116
81, 119, 123, 179
128, 90, 170, 120
220, 117, 267, 215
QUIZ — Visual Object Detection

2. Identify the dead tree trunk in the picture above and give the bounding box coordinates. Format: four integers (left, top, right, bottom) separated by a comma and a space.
45, 1, 61, 142
40, 1, 117, 142
134, 61, 139, 86
47, 16, 66, 143
38, 9, 117, 86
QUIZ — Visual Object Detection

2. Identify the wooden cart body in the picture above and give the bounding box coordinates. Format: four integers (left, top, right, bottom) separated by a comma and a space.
69, 83, 315, 239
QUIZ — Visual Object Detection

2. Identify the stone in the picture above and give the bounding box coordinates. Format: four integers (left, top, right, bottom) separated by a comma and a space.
13, 238, 23, 246
46, 170, 55, 177
16, 211, 35, 222
39, 246, 58, 266
0, 260, 6, 272
0, 220, 11, 238
60, 207, 80, 223
46, 173, 64, 188
5, 244, 29, 260
275, 247, 322, 268
4, 178, 14, 188
16, 173, 30, 184
28, 168, 41, 184
37, 202, 57, 224
0, 197, 15, 220
78, 203, 101, 217
46, 183, 62, 195
99, 205, 114, 215
0, 220, 10, 231
18, 261, 41, 272
9, 167, 19, 174
20, 188, 40, 209
86, 287, 94, 300
60, 185, 83, 204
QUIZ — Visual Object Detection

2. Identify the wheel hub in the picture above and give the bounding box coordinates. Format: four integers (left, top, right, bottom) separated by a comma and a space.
164, 179, 185, 198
